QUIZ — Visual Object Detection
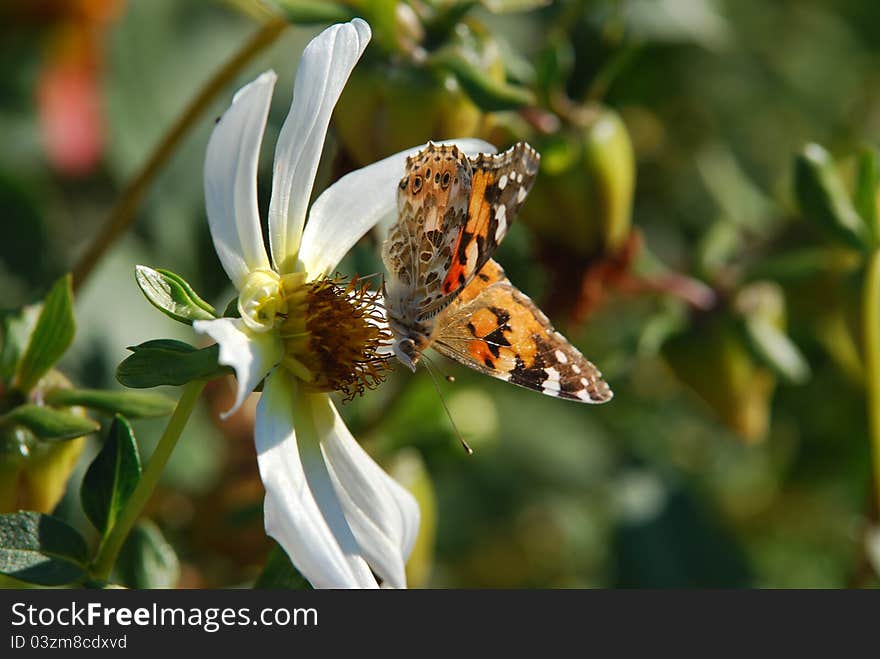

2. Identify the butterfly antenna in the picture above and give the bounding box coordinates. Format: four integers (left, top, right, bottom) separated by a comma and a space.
421, 354, 472, 455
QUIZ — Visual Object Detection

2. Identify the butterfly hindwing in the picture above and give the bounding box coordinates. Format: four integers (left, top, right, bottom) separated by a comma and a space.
433, 260, 613, 403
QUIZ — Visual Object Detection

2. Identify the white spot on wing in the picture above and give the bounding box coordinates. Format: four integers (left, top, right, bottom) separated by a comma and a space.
516, 186, 527, 203
494, 204, 507, 241
498, 174, 508, 189
572, 364, 581, 374
554, 350, 567, 364
544, 367, 561, 390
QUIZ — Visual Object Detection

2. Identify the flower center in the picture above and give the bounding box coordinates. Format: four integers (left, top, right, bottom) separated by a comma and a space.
238, 270, 392, 400
238, 269, 286, 332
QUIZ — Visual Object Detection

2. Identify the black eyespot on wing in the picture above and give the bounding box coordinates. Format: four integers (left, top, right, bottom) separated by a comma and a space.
412, 176, 422, 193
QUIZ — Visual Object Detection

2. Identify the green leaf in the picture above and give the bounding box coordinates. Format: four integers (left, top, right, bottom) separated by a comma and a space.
0, 309, 36, 386
2, 404, 99, 441
855, 147, 879, 243
0, 512, 88, 586
81, 415, 142, 536
116, 339, 231, 388
431, 50, 535, 111
742, 317, 811, 385
794, 144, 870, 250
15, 274, 75, 394
135, 265, 217, 325
44, 387, 176, 418
254, 542, 312, 589
268, 0, 356, 23
115, 519, 178, 589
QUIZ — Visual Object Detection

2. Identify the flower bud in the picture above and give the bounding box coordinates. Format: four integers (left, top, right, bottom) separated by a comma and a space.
0, 370, 89, 513
661, 316, 775, 444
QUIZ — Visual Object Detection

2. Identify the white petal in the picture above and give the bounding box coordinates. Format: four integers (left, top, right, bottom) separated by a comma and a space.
315, 396, 420, 588
255, 373, 377, 588
300, 138, 496, 278
268, 18, 371, 274
204, 72, 275, 289
192, 317, 281, 419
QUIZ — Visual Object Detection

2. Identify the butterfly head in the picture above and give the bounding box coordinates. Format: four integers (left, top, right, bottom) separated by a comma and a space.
392, 337, 420, 373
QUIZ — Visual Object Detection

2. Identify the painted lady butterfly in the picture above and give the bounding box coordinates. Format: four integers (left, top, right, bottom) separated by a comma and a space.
382, 142, 612, 404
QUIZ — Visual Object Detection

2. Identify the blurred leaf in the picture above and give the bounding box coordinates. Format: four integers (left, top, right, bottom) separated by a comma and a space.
135, 265, 217, 325
268, 0, 356, 23
254, 543, 311, 589
0, 310, 30, 386
116, 519, 179, 589
626, 0, 732, 50
44, 388, 176, 418
742, 316, 810, 385
15, 274, 75, 394
81, 415, 141, 537
696, 145, 776, 235
116, 340, 230, 389
744, 247, 861, 283
855, 147, 879, 241
795, 144, 870, 250
482, 0, 550, 12
0, 512, 88, 586
431, 50, 534, 111
2, 404, 99, 441
535, 37, 574, 95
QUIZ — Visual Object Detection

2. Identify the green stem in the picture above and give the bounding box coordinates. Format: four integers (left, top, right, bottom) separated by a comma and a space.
863, 250, 880, 517
90, 380, 205, 581
71, 16, 287, 292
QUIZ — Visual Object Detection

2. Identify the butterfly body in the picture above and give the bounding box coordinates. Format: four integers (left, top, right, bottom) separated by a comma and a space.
382, 142, 612, 403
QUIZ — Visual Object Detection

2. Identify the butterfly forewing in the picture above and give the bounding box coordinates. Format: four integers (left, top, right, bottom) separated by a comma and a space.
432, 142, 541, 315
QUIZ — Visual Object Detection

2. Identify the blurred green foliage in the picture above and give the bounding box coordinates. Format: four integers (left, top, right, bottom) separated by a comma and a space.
2, 0, 880, 588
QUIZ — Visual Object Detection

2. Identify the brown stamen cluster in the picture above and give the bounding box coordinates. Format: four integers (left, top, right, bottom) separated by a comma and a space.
280, 275, 392, 401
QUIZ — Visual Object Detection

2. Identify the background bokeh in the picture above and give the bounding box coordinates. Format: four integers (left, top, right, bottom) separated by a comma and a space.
2, 0, 880, 587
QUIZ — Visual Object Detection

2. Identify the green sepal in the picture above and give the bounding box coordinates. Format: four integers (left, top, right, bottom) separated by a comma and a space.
135, 265, 217, 325
14, 274, 75, 394
116, 519, 179, 589
116, 340, 230, 389
81, 415, 142, 537
268, 0, 356, 23
45, 387, 176, 418
0, 512, 89, 586
794, 143, 870, 250
430, 49, 534, 111
254, 542, 312, 589
1, 404, 99, 441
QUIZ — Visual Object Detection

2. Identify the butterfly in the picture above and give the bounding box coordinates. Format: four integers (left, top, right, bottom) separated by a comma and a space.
381, 142, 612, 404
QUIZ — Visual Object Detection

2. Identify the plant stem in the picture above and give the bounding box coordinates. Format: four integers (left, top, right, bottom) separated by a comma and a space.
90, 380, 205, 581
71, 16, 287, 292
863, 250, 880, 516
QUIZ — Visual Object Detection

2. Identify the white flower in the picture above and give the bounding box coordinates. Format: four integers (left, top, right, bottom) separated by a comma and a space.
193, 18, 492, 588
